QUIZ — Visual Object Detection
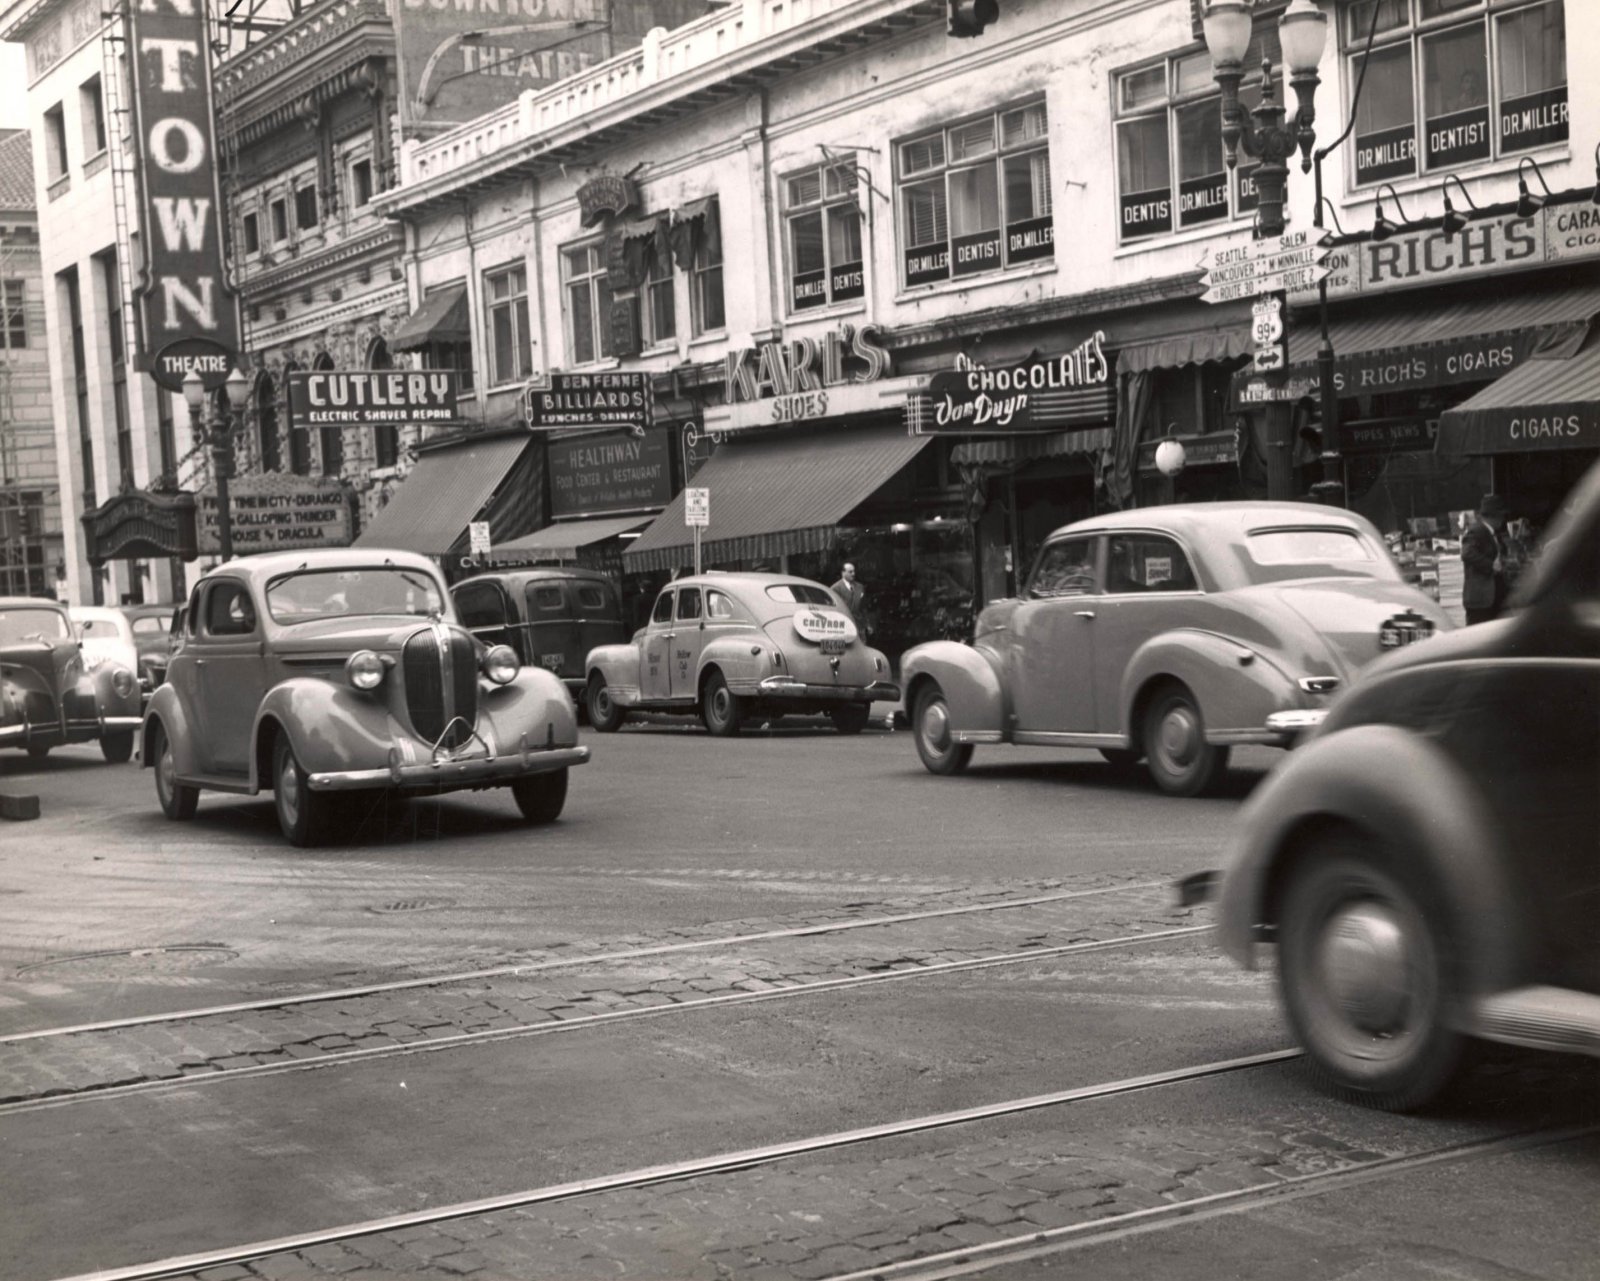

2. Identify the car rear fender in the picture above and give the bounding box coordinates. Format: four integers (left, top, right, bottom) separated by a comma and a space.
901, 642, 1005, 735
141, 684, 198, 773
1122, 630, 1302, 743
251, 678, 397, 790
701, 633, 773, 690
1217, 723, 1519, 999
586, 644, 641, 700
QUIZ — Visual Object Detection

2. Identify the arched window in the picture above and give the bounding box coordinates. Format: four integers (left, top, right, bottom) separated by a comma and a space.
284, 361, 311, 475
369, 337, 399, 469
314, 352, 343, 477
256, 372, 281, 472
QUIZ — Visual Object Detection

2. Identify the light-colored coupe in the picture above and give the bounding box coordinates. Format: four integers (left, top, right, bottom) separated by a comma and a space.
901, 503, 1451, 796
142, 550, 588, 846
583, 572, 899, 735
2, 596, 142, 761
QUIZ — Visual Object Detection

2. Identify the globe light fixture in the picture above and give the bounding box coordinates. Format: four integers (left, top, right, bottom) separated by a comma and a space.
1154, 439, 1187, 478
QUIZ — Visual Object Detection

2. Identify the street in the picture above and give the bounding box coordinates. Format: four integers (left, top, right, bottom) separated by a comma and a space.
1, 726, 1595, 1280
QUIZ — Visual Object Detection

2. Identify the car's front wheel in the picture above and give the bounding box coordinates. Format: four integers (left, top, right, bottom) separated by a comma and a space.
151, 722, 198, 820
702, 671, 743, 737
1278, 836, 1463, 1112
830, 704, 870, 735
101, 730, 135, 764
25, 744, 49, 761
913, 685, 972, 776
586, 674, 626, 732
1143, 685, 1230, 796
272, 733, 338, 847
511, 769, 568, 824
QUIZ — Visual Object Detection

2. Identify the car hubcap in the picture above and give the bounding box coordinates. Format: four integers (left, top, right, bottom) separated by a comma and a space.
278, 755, 301, 826
712, 688, 730, 722
594, 687, 611, 718
1157, 703, 1199, 768
157, 741, 174, 802
1317, 901, 1412, 1035
921, 699, 950, 753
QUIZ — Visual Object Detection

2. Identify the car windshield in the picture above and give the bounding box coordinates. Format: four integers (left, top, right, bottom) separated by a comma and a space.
765, 584, 836, 605
1240, 528, 1400, 583
131, 615, 170, 635
266, 568, 446, 623
0, 607, 69, 645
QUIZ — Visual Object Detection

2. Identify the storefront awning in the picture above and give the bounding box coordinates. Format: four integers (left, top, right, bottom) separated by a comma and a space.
1439, 333, 1600, 455
354, 434, 530, 557
487, 514, 652, 562
623, 424, 932, 574
950, 427, 1113, 466
1116, 326, 1254, 374
390, 285, 469, 353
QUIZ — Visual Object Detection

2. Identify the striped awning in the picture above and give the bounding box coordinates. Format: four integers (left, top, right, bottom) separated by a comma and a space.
623, 424, 931, 574
1115, 326, 1253, 373
355, 434, 530, 558
487, 513, 652, 562
1439, 333, 1600, 455
390, 285, 468, 353
950, 427, 1113, 466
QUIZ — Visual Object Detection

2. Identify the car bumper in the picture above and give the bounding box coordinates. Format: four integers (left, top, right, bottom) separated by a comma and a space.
307, 744, 589, 792
3, 714, 142, 747
756, 677, 900, 704
1264, 709, 1328, 739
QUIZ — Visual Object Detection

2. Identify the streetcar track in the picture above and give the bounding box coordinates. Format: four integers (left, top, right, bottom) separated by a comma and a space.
0, 925, 1212, 1115
48, 1048, 1305, 1281
0, 880, 1177, 1044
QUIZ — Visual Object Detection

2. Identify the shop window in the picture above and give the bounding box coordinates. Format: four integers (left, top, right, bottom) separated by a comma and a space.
80, 75, 107, 156
270, 198, 289, 244
690, 199, 724, 335
896, 100, 1054, 289
1112, 34, 1280, 244
43, 104, 67, 182
349, 158, 373, 209
295, 184, 319, 231
562, 243, 617, 366
242, 212, 260, 256
1, 280, 26, 349
484, 263, 532, 385
1343, 0, 1566, 186
784, 161, 864, 313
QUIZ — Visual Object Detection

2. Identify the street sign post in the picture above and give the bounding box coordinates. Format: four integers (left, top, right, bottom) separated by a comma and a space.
685, 487, 709, 574
1199, 231, 1332, 305
469, 521, 491, 557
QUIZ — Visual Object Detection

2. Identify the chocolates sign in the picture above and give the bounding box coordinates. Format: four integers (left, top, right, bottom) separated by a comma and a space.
922, 332, 1112, 434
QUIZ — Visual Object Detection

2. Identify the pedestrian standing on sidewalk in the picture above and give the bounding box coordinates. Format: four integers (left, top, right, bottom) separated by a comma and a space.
831, 562, 866, 630
1461, 493, 1511, 624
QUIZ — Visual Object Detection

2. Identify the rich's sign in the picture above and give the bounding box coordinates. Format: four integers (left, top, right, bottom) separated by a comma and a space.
128, 0, 239, 376
921, 332, 1112, 434
288, 370, 460, 425
548, 429, 671, 518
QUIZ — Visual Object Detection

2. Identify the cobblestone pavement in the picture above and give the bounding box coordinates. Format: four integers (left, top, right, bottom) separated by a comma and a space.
0, 875, 1201, 1106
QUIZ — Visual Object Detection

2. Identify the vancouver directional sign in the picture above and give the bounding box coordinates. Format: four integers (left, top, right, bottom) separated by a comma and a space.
1200, 231, 1333, 304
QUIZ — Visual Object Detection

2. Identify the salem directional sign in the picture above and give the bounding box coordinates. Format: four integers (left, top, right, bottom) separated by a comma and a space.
1200, 231, 1332, 304
287, 370, 460, 425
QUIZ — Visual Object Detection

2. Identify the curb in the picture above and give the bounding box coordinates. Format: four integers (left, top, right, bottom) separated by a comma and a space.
0, 792, 41, 821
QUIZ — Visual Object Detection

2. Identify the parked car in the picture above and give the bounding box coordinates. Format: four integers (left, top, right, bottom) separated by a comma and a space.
583, 572, 899, 735
452, 568, 629, 709
1, 597, 142, 761
122, 602, 177, 691
901, 503, 1452, 796
1215, 464, 1600, 1110
72, 606, 149, 707
141, 550, 589, 846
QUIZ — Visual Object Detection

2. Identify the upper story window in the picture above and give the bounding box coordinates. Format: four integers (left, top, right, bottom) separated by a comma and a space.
349, 158, 373, 209
43, 104, 68, 182
484, 263, 531, 385
1345, 0, 1566, 186
270, 197, 289, 244
242, 212, 260, 256
295, 184, 319, 232
2, 280, 26, 349
80, 76, 106, 156
562, 243, 617, 366
1113, 35, 1283, 245
896, 101, 1054, 289
784, 162, 864, 313
642, 251, 675, 347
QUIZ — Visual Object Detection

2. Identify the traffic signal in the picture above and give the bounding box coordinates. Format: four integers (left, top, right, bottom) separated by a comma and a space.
947, 0, 998, 38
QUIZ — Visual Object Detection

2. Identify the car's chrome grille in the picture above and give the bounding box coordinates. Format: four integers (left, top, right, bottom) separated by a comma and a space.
402, 626, 478, 750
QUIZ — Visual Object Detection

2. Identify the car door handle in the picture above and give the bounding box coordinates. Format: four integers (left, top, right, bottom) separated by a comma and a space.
1074, 610, 1096, 619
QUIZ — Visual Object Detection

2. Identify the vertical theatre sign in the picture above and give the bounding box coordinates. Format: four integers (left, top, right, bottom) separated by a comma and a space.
129, 0, 240, 383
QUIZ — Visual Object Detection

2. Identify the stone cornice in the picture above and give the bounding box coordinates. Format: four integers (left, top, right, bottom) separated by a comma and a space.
246, 281, 409, 352
240, 224, 404, 297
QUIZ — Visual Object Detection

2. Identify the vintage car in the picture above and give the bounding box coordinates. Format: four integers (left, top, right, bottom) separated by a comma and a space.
452, 568, 629, 708
583, 572, 899, 735
1, 596, 142, 761
1215, 464, 1600, 1110
72, 606, 150, 707
901, 503, 1451, 796
142, 550, 589, 846
122, 602, 177, 691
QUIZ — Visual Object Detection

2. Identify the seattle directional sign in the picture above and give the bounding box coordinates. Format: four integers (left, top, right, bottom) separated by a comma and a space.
1200, 231, 1333, 304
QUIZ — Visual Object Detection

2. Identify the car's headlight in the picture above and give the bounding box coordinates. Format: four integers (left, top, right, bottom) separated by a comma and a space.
484, 644, 519, 685
110, 667, 136, 698
346, 650, 386, 691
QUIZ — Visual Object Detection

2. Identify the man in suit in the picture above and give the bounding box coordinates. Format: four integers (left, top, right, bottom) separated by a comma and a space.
1461, 493, 1510, 624
831, 562, 866, 626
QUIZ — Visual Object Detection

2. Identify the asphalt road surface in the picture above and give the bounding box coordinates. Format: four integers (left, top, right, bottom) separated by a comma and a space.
1, 723, 1595, 1281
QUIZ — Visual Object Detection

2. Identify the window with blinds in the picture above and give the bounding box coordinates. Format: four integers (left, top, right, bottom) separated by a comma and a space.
783, 161, 865, 313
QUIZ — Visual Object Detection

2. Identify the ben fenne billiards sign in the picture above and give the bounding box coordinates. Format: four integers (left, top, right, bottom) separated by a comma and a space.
287, 370, 460, 425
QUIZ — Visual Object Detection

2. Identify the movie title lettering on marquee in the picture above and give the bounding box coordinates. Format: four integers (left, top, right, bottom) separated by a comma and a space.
196, 475, 352, 555
723, 324, 892, 407
287, 370, 460, 426
522, 371, 648, 430
918, 333, 1112, 435
128, 0, 241, 384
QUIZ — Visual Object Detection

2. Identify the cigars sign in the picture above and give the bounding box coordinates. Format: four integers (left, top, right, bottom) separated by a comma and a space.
128, 0, 241, 383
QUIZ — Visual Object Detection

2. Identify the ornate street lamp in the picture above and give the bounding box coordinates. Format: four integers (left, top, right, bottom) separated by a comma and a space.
184, 366, 252, 562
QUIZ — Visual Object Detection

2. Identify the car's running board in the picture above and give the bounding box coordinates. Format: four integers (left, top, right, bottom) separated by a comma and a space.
176, 772, 256, 795
1470, 985, 1600, 1056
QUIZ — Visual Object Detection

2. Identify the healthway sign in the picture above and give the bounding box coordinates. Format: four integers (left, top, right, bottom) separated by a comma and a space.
128, 0, 240, 377
287, 370, 460, 425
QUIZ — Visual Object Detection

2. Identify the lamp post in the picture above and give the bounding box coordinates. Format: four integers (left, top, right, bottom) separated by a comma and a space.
183, 366, 252, 562
1203, 0, 1328, 502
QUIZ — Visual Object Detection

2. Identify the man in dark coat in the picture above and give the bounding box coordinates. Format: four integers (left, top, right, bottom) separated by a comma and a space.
831, 562, 866, 626
1461, 493, 1510, 624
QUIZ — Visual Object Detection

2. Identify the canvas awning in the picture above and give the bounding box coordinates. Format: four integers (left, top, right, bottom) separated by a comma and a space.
1439, 332, 1600, 454
623, 424, 932, 574
1115, 326, 1253, 374
390, 285, 469, 353
950, 427, 1113, 467
354, 434, 530, 558
487, 514, 652, 562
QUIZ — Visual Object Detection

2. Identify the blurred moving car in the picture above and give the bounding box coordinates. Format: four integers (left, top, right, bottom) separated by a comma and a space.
453, 568, 628, 709
901, 503, 1451, 796
122, 603, 176, 691
1, 597, 142, 761
584, 572, 899, 735
142, 550, 589, 846
1216, 464, 1600, 1110
72, 606, 149, 707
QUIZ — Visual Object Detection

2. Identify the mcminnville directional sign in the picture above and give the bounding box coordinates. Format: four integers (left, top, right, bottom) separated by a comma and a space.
1199, 230, 1332, 304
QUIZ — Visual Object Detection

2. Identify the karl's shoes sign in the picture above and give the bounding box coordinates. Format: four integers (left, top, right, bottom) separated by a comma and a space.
714, 323, 895, 431
197, 475, 353, 555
